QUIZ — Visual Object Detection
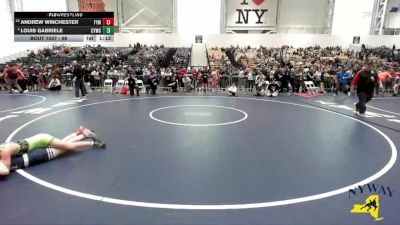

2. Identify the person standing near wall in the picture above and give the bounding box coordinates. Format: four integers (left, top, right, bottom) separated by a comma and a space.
351, 61, 379, 115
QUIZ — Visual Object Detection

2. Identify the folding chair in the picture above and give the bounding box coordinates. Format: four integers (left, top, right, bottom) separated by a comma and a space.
103, 79, 113, 93
136, 80, 146, 94
304, 81, 320, 95
115, 79, 124, 88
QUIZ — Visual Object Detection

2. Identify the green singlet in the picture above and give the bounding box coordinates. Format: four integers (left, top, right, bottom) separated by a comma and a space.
14, 134, 55, 155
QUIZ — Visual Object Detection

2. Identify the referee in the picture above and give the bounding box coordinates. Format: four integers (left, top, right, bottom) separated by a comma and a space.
351, 61, 379, 115
72, 61, 87, 99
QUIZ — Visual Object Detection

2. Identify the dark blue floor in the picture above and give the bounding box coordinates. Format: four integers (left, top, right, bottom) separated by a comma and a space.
0, 92, 399, 225
0, 94, 45, 113
369, 97, 400, 115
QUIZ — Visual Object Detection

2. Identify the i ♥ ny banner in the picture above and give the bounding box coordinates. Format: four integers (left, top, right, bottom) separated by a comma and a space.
226, 0, 278, 28
253, 0, 265, 6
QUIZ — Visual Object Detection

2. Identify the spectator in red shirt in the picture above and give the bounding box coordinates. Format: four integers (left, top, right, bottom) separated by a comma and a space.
192, 69, 198, 77
351, 61, 379, 115
192, 68, 199, 89
4, 64, 24, 93
179, 67, 186, 77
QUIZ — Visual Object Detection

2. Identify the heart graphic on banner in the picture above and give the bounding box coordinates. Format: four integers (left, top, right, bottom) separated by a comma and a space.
252, 0, 265, 6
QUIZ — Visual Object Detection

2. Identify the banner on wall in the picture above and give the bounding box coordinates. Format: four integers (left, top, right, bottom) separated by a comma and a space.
385, 0, 400, 29
78, 0, 105, 12
195, 35, 203, 43
67, 0, 117, 26
353, 36, 361, 44
226, 0, 278, 29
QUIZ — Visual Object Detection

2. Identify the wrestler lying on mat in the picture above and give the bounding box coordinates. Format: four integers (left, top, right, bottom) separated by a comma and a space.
0, 126, 106, 176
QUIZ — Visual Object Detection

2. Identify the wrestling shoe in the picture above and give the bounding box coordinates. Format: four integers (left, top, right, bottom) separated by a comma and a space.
353, 103, 359, 113
93, 140, 106, 149
77, 126, 98, 140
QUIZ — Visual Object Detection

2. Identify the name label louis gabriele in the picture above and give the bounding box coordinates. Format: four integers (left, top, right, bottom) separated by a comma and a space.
19, 28, 63, 34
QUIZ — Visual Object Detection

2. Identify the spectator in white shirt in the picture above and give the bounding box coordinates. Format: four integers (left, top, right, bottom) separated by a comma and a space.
238, 69, 245, 90
247, 70, 254, 92
48, 76, 61, 91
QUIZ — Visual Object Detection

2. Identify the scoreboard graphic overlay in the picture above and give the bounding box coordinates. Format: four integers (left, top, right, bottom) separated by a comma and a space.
14, 12, 114, 42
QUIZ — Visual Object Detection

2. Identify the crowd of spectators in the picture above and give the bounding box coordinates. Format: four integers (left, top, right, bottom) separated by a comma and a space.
207, 45, 399, 95
0, 43, 191, 93
171, 48, 191, 68
0, 43, 399, 96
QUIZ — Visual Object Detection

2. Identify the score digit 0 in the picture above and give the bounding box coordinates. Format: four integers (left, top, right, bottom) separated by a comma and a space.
102, 18, 114, 26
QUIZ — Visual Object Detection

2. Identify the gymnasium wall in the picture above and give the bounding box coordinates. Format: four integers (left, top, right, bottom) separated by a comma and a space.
331, 0, 375, 36
277, 0, 328, 28
177, 0, 220, 35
